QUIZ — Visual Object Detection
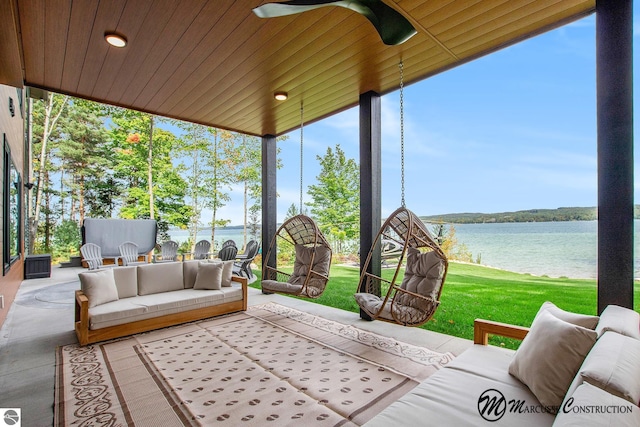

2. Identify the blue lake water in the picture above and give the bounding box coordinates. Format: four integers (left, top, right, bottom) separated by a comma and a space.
452, 220, 640, 279
170, 220, 640, 279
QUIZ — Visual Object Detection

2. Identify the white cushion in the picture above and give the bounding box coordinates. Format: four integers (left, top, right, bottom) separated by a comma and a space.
182, 260, 200, 289
112, 266, 138, 298
578, 331, 640, 404
209, 259, 234, 287
79, 269, 119, 308
595, 305, 640, 339
508, 310, 597, 409
553, 383, 640, 427
193, 262, 223, 290
534, 301, 599, 330
137, 262, 183, 295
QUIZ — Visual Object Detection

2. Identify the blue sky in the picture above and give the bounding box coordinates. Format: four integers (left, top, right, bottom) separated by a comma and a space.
204, 11, 638, 226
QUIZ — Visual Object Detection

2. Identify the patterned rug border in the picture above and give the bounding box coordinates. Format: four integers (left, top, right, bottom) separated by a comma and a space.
247, 302, 455, 367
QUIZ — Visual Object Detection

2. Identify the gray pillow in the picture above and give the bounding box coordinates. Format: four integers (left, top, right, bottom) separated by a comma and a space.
533, 301, 599, 329
508, 310, 597, 409
398, 248, 445, 303
193, 262, 223, 290
79, 269, 119, 308
208, 259, 234, 287
595, 304, 640, 339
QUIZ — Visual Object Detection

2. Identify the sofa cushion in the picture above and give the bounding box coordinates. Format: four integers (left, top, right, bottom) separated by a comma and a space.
578, 331, 640, 404
397, 248, 445, 303
365, 345, 554, 427
534, 301, 599, 330
137, 262, 184, 295
79, 269, 119, 308
209, 259, 234, 287
183, 260, 200, 289
112, 266, 138, 298
508, 310, 597, 410
595, 304, 640, 340
88, 287, 243, 329
193, 262, 223, 290
553, 383, 640, 427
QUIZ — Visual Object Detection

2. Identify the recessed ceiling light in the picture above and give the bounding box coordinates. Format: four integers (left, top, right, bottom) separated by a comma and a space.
105, 33, 127, 48
274, 92, 288, 101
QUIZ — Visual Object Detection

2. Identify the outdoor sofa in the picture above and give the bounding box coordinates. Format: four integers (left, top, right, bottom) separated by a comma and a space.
366, 302, 640, 426
75, 260, 247, 345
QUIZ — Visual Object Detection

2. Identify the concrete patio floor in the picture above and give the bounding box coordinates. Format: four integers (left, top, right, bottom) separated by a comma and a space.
0, 264, 472, 426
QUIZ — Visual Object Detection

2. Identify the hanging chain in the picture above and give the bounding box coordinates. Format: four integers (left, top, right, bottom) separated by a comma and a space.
300, 101, 304, 215
399, 61, 406, 208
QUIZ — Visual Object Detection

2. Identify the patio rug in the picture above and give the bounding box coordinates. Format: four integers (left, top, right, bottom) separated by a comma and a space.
55, 302, 454, 426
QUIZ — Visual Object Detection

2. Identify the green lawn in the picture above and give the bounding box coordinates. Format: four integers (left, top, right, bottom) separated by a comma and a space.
250, 262, 640, 349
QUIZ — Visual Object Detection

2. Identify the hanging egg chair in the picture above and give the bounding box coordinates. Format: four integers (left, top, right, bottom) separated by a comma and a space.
261, 214, 332, 298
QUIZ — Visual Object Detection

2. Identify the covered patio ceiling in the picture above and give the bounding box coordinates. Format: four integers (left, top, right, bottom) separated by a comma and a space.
0, 0, 594, 137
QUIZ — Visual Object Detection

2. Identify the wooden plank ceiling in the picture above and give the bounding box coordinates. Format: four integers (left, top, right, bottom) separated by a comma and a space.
1, 0, 594, 136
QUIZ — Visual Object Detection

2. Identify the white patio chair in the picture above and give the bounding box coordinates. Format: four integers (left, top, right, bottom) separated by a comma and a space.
80, 243, 117, 270
153, 240, 179, 263
118, 241, 148, 266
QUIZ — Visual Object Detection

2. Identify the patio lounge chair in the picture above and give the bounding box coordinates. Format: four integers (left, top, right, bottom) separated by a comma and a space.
80, 243, 116, 270
217, 245, 238, 261
193, 240, 212, 260
233, 240, 260, 279
118, 241, 149, 266
153, 240, 179, 263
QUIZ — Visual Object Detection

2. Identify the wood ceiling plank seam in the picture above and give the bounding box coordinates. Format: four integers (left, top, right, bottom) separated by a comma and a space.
90, 0, 156, 100
149, 2, 267, 113
164, 10, 327, 118
75, 0, 127, 94
19, 0, 46, 86
0, 0, 27, 87
111, 0, 189, 104
132, 0, 230, 109
448, 0, 589, 55
191, 11, 365, 124
454, 3, 594, 59
424, 0, 515, 35
43, 0, 71, 89
433, 0, 539, 43
59, 0, 99, 92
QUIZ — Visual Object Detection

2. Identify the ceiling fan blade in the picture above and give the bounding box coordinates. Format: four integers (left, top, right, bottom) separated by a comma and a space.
253, 0, 339, 18
253, 0, 416, 45
346, 0, 417, 45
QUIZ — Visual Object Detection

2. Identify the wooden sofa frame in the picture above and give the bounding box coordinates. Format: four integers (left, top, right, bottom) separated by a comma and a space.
75, 275, 248, 346
474, 319, 530, 345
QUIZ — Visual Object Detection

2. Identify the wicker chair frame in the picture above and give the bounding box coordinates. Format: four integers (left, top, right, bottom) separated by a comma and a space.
261, 214, 332, 298
355, 206, 448, 327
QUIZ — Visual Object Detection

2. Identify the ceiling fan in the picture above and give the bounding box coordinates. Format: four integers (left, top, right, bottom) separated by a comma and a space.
253, 0, 417, 46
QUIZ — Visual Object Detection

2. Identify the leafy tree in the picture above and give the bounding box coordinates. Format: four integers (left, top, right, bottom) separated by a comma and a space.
307, 145, 359, 253
52, 219, 81, 260
29, 93, 69, 253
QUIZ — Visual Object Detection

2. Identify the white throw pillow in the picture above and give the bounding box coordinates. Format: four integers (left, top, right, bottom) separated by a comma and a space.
533, 301, 599, 329
209, 259, 234, 287
193, 261, 223, 290
79, 269, 119, 308
578, 331, 640, 404
555, 383, 640, 427
508, 310, 597, 409
595, 304, 640, 339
